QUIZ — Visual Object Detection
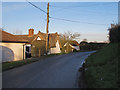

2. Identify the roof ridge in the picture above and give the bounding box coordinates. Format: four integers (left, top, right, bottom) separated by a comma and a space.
1, 30, 14, 36
15, 34, 37, 36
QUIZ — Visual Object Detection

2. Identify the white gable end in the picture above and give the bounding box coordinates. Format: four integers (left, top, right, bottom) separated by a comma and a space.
37, 37, 41, 40
50, 40, 61, 54
56, 40, 60, 48
69, 44, 80, 51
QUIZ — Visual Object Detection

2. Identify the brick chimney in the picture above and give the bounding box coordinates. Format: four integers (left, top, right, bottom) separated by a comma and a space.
29, 28, 34, 36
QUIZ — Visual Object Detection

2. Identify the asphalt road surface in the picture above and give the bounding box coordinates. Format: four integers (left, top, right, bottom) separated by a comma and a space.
3, 51, 95, 88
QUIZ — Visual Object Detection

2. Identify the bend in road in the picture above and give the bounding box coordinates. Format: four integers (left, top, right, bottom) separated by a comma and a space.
3, 51, 95, 88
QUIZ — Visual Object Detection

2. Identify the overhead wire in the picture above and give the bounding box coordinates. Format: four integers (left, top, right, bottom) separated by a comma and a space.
26, 1, 110, 26
26, 0, 47, 14
49, 17, 109, 26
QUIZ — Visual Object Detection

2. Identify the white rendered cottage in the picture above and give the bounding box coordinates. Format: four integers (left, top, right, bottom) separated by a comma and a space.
0, 29, 61, 62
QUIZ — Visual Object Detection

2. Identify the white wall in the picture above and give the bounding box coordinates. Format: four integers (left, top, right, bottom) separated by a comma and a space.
50, 40, 61, 54
69, 44, 80, 51
0, 42, 25, 62
73, 46, 80, 51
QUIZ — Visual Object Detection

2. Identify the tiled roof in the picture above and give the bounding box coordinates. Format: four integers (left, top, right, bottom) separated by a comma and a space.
70, 40, 79, 46
1, 29, 61, 48
15, 35, 37, 43
64, 40, 79, 47
0, 29, 29, 43
15, 31, 47, 43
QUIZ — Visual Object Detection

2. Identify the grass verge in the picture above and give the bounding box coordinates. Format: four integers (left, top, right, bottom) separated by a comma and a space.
84, 43, 119, 88
2, 53, 65, 72
2, 58, 39, 71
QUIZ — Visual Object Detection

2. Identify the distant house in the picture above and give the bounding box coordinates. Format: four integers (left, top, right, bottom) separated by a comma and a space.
0, 29, 61, 62
62, 40, 80, 53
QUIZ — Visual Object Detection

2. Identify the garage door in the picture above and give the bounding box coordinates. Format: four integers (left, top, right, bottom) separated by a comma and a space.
0, 46, 14, 62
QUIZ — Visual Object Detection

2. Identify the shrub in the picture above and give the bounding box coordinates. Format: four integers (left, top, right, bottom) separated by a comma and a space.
109, 25, 120, 43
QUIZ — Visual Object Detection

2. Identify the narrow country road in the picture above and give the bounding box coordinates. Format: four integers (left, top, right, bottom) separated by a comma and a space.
3, 51, 95, 88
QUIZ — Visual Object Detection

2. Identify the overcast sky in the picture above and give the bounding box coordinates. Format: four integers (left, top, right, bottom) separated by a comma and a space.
2, 1, 118, 42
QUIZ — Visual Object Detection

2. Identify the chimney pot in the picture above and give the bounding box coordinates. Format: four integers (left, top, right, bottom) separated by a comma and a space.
55, 32, 58, 34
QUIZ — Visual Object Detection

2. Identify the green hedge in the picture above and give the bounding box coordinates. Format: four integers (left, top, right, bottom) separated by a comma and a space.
80, 43, 107, 51
109, 25, 120, 43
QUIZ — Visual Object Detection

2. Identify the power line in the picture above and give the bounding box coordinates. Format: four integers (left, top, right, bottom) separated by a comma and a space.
50, 17, 109, 26
26, 1, 110, 26
26, 0, 47, 14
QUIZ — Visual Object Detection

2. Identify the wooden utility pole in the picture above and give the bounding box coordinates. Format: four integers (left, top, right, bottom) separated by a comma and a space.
46, 2, 49, 55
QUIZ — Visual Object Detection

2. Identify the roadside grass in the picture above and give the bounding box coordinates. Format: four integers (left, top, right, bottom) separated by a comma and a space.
2, 58, 38, 71
2, 53, 66, 71
84, 43, 119, 88
2, 51, 77, 72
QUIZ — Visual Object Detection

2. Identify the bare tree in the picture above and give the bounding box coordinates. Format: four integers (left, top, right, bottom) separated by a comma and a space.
60, 31, 80, 46
12, 29, 23, 35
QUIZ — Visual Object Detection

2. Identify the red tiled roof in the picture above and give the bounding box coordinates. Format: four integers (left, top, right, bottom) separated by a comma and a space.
1, 30, 62, 48
0, 30, 29, 43
70, 40, 79, 46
